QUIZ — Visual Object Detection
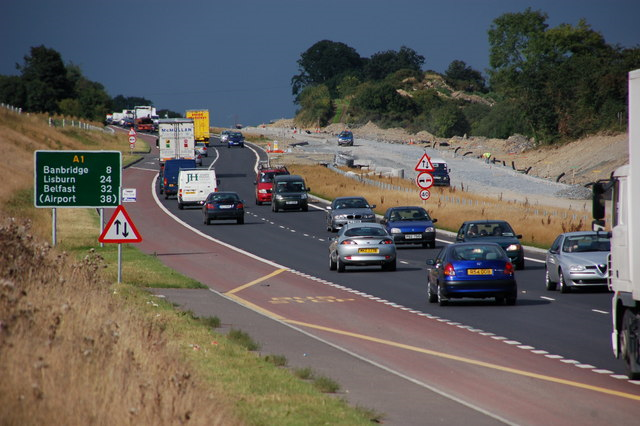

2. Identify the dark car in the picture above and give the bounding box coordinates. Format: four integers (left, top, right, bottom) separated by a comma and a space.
326, 196, 376, 232
160, 158, 197, 199
545, 231, 610, 293
271, 174, 310, 212
430, 158, 450, 187
381, 206, 437, 248
455, 220, 525, 270
202, 191, 245, 224
338, 130, 354, 146
426, 242, 517, 306
227, 131, 245, 148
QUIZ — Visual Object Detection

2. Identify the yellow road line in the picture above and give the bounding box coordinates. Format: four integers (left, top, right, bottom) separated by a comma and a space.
285, 319, 640, 402
224, 275, 640, 402
225, 268, 287, 295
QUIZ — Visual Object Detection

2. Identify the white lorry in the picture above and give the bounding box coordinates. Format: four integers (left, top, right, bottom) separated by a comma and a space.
157, 118, 196, 164
177, 169, 218, 209
592, 68, 640, 379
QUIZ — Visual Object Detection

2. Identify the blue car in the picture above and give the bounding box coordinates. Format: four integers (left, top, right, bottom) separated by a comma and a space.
227, 131, 245, 148
338, 130, 354, 146
381, 206, 437, 248
426, 242, 517, 306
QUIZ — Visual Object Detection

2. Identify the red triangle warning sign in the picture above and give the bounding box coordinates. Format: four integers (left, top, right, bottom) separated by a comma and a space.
414, 153, 435, 172
99, 205, 142, 243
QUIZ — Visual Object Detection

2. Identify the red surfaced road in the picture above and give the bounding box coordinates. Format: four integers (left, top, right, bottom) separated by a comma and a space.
118, 158, 640, 426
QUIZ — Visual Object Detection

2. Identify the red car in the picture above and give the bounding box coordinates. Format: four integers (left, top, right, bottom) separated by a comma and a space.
254, 164, 289, 205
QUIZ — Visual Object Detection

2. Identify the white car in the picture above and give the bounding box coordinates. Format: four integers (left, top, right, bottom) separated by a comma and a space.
220, 130, 232, 144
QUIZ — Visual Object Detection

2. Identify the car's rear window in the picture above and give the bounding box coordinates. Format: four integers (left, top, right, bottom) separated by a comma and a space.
208, 194, 239, 203
344, 227, 387, 237
452, 245, 505, 261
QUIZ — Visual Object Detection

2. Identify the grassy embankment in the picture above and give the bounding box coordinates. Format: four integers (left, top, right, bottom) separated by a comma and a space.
0, 110, 378, 425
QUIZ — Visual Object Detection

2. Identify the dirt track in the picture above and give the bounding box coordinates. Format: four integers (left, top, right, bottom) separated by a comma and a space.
258, 120, 629, 187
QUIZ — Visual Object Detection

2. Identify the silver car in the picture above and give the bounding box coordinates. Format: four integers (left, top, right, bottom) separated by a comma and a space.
545, 231, 610, 293
328, 223, 396, 272
326, 196, 376, 232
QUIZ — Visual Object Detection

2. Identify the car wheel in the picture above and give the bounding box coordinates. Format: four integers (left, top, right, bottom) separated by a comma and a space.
517, 259, 525, 270
272, 203, 279, 212
545, 267, 557, 291
337, 257, 345, 273
427, 279, 438, 303
382, 259, 396, 271
237, 216, 244, 224
437, 284, 448, 306
164, 193, 169, 200
178, 202, 184, 210
255, 199, 261, 205
621, 309, 640, 380
559, 269, 570, 293
301, 205, 308, 212
203, 216, 209, 225
329, 253, 337, 271
506, 295, 517, 306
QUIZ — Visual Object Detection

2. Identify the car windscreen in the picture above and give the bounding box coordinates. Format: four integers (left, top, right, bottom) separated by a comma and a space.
562, 235, 610, 252
344, 227, 387, 237
335, 198, 368, 209
276, 181, 305, 192
392, 209, 429, 221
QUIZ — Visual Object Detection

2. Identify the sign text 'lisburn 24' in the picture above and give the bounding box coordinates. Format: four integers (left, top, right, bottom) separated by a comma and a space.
34, 150, 122, 208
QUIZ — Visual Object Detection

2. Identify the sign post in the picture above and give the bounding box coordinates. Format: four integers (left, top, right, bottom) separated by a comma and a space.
99, 205, 142, 283
34, 150, 122, 245
128, 128, 137, 153
414, 152, 434, 200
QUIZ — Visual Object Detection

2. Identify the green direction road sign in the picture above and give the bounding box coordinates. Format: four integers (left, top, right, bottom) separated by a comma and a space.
34, 150, 122, 208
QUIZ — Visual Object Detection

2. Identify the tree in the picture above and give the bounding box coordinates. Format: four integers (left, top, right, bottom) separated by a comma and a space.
0, 75, 26, 107
18, 45, 72, 113
445, 60, 486, 92
364, 46, 425, 80
291, 40, 364, 97
294, 84, 333, 126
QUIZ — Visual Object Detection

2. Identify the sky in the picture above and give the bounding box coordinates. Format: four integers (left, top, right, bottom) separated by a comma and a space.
2, 0, 639, 127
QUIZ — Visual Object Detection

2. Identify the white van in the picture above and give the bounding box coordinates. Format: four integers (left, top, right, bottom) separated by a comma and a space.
177, 169, 218, 209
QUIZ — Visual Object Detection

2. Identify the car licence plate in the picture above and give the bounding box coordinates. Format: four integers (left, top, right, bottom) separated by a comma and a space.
219, 204, 233, 209
286, 201, 298, 205
405, 234, 421, 239
467, 269, 492, 275
358, 248, 379, 254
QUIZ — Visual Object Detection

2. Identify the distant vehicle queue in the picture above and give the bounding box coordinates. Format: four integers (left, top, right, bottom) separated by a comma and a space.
156, 127, 610, 308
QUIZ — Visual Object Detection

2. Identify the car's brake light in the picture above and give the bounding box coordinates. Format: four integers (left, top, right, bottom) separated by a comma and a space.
340, 239, 357, 245
205, 203, 216, 209
237, 202, 244, 209
381, 239, 394, 245
444, 263, 456, 276
505, 262, 514, 275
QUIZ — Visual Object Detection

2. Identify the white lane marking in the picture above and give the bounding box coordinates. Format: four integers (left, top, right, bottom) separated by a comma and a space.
592, 309, 609, 315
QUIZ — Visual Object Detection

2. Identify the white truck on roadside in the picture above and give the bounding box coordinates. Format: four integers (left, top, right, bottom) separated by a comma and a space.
177, 169, 218, 209
157, 118, 196, 164
592, 68, 640, 379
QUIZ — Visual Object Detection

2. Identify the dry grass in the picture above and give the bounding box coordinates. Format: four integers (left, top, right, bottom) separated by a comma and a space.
0, 110, 376, 425
288, 164, 589, 248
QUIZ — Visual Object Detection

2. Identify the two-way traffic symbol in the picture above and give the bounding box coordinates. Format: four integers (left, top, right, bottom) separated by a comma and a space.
99, 205, 142, 243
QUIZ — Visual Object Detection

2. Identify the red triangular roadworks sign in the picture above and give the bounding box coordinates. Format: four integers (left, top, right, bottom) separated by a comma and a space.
414, 153, 435, 172
99, 205, 142, 243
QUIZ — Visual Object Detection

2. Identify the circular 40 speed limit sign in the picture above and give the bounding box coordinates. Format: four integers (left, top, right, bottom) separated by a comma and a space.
419, 189, 431, 200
